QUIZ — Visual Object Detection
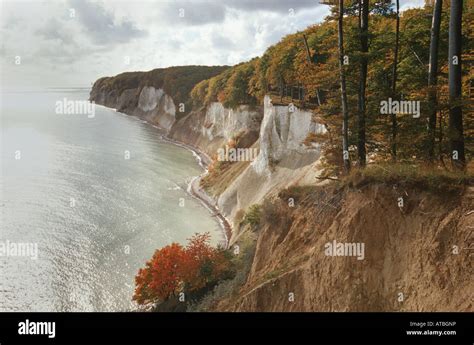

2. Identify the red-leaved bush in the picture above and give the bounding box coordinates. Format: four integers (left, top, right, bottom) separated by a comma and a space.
133, 233, 231, 305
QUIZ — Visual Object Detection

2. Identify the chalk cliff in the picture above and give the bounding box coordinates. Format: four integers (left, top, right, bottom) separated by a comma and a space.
91, 85, 176, 131
215, 96, 326, 243
169, 102, 262, 158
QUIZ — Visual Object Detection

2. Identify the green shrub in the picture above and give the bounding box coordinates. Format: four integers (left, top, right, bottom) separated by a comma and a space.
241, 204, 262, 228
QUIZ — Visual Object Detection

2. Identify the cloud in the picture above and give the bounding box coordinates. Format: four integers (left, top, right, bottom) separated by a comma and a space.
157, 1, 226, 26
224, 0, 321, 13
36, 18, 73, 43
154, 0, 321, 27
1, 0, 424, 89
400, 0, 425, 10
1, 15, 20, 30
211, 32, 236, 49
68, 0, 147, 44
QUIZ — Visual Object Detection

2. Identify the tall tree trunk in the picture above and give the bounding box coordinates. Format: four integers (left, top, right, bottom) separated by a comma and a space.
448, 0, 465, 169
390, 0, 400, 161
427, 0, 443, 162
357, 0, 368, 167
358, 0, 362, 29
302, 34, 323, 107
338, 0, 350, 172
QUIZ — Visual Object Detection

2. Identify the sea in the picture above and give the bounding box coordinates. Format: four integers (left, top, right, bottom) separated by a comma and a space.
0, 89, 223, 311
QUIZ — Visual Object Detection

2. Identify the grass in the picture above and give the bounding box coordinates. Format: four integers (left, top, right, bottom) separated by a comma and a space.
341, 162, 473, 193
275, 162, 473, 211
201, 137, 259, 196
278, 185, 319, 204
201, 160, 250, 196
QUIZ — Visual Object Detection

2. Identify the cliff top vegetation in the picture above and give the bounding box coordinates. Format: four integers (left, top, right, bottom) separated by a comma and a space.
92, 65, 229, 116
191, 1, 473, 173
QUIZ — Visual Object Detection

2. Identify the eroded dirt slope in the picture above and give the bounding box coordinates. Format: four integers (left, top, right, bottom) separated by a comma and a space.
217, 184, 473, 311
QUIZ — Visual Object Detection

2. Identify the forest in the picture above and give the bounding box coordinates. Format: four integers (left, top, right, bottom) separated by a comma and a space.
191, 0, 473, 176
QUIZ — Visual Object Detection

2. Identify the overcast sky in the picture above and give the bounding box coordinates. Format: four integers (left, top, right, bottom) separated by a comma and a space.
0, 0, 424, 90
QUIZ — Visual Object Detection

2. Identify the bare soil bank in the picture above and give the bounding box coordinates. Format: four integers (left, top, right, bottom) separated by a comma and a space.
213, 183, 473, 312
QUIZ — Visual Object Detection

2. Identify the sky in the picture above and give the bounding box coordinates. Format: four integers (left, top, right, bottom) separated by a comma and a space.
0, 0, 425, 89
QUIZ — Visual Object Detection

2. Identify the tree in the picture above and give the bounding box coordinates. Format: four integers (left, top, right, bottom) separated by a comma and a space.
222, 63, 257, 108
188, 4, 471, 171
181, 233, 228, 291
133, 233, 232, 305
338, 0, 351, 172
390, 0, 400, 160
448, 0, 465, 169
427, 0, 443, 162
133, 243, 187, 304
357, 0, 369, 167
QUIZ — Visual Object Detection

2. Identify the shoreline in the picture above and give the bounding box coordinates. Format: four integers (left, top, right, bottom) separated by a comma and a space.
103, 105, 233, 249
159, 134, 233, 248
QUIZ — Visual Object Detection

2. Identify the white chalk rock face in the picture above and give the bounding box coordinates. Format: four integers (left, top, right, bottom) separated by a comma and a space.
163, 94, 176, 115
252, 96, 326, 175
216, 96, 326, 235
202, 102, 261, 142
136, 86, 176, 132
138, 86, 163, 112
157, 94, 177, 130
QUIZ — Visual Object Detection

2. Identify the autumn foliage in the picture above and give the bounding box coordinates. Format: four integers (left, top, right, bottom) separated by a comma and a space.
190, 3, 473, 173
133, 233, 232, 305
